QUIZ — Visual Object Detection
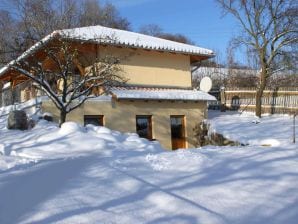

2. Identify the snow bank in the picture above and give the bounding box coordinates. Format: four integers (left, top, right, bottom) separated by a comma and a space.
59, 122, 85, 135
0, 116, 162, 171
0, 109, 297, 224
208, 111, 296, 147
0, 132, 297, 223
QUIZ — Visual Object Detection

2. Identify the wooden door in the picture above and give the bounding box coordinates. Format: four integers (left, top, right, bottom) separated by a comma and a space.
170, 115, 186, 150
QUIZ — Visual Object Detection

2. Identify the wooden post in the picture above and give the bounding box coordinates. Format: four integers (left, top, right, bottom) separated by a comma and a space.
10, 80, 14, 105
220, 86, 226, 112
294, 112, 296, 144
0, 81, 3, 107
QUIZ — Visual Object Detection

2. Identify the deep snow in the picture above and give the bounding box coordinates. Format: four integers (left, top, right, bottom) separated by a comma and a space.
208, 111, 296, 147
0, 106, 297, 224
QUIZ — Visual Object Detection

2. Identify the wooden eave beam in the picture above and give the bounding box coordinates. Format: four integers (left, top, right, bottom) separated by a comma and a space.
190, 55, 211, 63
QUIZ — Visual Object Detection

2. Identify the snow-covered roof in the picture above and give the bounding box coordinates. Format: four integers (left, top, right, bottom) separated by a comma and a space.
60, 26, 214, 56
0, 25, 214, 77
111, 87, 216, 101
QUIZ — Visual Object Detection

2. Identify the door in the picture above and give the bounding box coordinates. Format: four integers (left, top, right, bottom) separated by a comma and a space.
170, 115, 186, 150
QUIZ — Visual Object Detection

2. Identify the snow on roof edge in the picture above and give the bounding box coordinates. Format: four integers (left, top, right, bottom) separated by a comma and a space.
58, 26, 214, 56
112, 89, 216, 101
0, 25, 214, 77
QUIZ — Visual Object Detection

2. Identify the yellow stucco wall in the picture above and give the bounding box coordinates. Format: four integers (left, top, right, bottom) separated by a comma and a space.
37, 44, 205, 150
42, 99, 206, 149
83, 46, 192, 88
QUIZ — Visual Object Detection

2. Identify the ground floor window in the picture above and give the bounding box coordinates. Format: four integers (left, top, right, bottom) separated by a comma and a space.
84, 115, 104, 126
170, 115, 186, 149
136, 115, 152, 140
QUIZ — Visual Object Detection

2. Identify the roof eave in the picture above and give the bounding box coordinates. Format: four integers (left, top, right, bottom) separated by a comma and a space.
116, 97, 214, 101
0, 28, 215, 78
0, 32, 60, 78
60, 36, 215, 58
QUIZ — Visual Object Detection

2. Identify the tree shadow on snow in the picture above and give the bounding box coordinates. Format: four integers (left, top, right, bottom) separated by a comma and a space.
25, 161, 228, 224
0, 156, 95, 224
160, 147, 298, 224
0, 146, 297, 224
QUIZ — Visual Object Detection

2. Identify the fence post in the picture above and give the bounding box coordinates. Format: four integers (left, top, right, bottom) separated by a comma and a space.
0, 82, 3, 107
220, 86, 226, 112
294, 112, 296, 144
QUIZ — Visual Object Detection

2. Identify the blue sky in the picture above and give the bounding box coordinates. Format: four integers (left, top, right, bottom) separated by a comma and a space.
105, 0, 245, 65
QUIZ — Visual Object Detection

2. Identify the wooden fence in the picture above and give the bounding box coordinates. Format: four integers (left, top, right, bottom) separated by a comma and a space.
219, 87, 298, 114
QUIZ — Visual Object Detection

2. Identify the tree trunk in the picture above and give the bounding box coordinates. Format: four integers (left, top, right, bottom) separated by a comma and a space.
255, 68, 267, 117
255, 89, 263, 117
59, 110, 67, 127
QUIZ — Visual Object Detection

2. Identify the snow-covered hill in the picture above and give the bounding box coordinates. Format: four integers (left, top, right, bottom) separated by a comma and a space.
0, 107, 297, 224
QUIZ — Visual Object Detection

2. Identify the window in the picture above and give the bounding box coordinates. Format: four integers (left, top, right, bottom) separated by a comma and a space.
84, 115, 104, 126
170, 115, 186, 149
72, 68, 81, 86
136, 115, 152, 140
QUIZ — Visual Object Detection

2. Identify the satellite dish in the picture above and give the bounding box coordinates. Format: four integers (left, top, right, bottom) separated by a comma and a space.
200, 76, 212, 92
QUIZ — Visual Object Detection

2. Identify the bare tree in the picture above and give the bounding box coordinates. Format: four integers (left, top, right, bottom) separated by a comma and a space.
9, 36, 126, 125
217, 0, 298, 117
79, 0, 130, 29
0, 0, 130, 64
225, 42, 258, 88
267, 73, 298, 87
139, 24, 163, 37
139, 24, 193, 44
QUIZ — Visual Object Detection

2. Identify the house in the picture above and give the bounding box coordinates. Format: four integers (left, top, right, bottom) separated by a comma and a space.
0, 25, 215, 149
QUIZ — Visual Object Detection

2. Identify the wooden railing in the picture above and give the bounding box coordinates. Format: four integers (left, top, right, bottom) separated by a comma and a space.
1, 81, 42, 107
0, 98, 42, 118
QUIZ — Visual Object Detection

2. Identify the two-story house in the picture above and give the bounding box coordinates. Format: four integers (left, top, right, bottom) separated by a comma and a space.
0, 26, 215, 149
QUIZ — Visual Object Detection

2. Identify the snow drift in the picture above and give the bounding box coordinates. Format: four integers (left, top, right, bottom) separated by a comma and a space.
0, 107, 297, 224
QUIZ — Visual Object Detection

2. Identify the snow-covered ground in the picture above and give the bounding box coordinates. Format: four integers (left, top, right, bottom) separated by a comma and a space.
208, 111, 296, 147
0, 105, 297, 224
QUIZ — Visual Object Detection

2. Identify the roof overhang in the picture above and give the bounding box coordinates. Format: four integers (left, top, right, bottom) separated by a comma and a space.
0, 25, 215, 80
111, 87, 216, 101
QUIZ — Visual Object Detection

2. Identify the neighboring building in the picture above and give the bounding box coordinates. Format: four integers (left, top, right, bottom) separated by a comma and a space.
0, 26, 215, 149
192, 66, 259, 89
193, 66, 258, 79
